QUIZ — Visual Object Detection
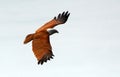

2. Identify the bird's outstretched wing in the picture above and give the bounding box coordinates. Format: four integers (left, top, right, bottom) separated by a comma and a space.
36, 11, 70, 33
32, 31, 54, 65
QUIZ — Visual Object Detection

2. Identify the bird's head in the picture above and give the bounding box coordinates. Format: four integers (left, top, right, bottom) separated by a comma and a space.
47, 28, 59, 35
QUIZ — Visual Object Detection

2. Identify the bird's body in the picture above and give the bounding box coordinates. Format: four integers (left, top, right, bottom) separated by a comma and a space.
32, 31, 54, 64
24, 11, 70, 65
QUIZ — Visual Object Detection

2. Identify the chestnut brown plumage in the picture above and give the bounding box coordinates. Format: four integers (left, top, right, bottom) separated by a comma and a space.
23, 11, 70, 65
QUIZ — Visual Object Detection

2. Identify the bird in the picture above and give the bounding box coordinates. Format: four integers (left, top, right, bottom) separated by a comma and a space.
23, 11, 70, 65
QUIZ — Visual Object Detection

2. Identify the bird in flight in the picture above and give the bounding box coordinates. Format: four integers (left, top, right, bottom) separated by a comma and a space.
23, 11, 70, 65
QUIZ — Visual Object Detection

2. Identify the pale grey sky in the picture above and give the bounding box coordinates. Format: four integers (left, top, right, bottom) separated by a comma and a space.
0, 0, 120, 77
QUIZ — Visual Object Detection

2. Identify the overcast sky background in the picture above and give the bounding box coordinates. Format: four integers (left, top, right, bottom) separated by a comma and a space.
0, 0, 120, 77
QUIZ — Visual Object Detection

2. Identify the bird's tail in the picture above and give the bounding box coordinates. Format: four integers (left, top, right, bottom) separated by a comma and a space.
23, 33, 34, 44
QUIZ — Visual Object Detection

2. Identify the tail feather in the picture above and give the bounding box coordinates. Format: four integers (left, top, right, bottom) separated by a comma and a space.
24, 34, 34, 44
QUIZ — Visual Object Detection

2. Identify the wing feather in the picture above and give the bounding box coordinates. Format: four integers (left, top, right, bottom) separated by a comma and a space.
36, 11, 70, 33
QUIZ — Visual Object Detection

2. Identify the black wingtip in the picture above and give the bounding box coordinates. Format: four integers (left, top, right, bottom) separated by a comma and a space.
54, 11, 70, 24
37, 53, 54, 65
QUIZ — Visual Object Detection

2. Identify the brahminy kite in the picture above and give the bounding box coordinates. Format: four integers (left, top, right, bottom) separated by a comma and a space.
23, 11, 70, 65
